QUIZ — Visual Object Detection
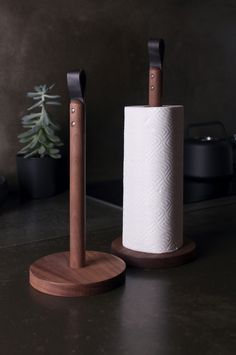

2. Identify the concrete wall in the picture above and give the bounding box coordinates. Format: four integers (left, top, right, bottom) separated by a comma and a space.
0, 0, 236, 187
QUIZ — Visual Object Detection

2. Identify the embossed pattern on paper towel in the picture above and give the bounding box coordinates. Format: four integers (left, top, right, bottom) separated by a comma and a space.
123, 106, 183, 253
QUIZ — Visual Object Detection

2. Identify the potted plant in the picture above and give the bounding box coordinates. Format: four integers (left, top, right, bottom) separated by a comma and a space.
17, 84, 64, 198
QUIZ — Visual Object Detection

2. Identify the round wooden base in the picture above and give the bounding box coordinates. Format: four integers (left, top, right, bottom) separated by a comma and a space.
30, 251, 126, 297
111, 237, 196, 269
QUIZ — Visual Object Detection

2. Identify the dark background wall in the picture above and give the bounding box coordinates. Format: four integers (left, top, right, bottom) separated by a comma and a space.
0, 0, 236, 188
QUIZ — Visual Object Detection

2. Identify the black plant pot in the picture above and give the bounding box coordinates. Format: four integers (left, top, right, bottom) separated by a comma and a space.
16, 155, 66, 199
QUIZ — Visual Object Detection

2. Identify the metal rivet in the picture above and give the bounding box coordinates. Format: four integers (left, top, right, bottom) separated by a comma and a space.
151, 73, 155, 78
71, 121, 75, 127
151, 85, 155, 90
71, 108, 75, 113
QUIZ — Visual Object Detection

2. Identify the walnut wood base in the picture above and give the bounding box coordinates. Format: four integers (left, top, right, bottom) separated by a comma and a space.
111, 237, 196, 269
30, 251, 126, 297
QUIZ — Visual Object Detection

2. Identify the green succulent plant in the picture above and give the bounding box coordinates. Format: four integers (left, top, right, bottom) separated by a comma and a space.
18, 84, 64, 159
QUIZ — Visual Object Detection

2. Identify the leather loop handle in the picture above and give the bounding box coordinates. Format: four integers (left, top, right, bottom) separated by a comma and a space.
148, 39, 165, 69
67, 71, 86, 103
69, 100, 85, 268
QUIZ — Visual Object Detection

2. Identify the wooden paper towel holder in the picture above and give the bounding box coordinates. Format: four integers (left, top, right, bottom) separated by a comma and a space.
111, 39, 196, 269
29, 71, 126, 297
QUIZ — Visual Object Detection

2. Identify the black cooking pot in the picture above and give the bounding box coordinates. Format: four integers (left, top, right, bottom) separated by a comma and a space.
184, 177, 232, 203
184, 121, 233, 179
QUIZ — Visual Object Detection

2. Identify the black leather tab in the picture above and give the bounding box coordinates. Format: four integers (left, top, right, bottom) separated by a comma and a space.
67, 70, 86, 102
148, 39, 165, 69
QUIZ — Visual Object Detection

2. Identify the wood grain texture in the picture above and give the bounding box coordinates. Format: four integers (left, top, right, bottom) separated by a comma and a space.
70, 100, 85, 268
111, 237, 196, 269
30, 251, 126, 297
149, 67, 161, 107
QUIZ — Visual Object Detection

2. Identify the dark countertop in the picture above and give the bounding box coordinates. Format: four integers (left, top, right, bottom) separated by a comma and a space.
0, 193, 122, 248
0, 193, 235, 355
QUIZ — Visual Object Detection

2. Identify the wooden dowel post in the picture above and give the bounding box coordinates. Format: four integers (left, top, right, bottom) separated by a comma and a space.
149, 67, 161, 107
69, 100, 85, 268
29, 70, 126, 297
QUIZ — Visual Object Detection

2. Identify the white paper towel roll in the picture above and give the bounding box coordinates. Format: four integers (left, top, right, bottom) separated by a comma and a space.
122, 105, 184, 253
